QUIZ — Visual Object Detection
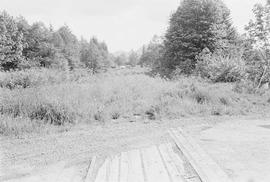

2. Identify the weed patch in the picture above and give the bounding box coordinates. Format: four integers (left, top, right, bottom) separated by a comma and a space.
1, 68, 270, 136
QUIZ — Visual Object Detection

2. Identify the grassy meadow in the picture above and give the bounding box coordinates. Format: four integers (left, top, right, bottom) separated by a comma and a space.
0, 67, 270, 137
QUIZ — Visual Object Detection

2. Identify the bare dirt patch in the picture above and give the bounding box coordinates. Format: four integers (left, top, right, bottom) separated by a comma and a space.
0, 116, 226, 181
191, 117, 270, 182
1, 115, 269, 181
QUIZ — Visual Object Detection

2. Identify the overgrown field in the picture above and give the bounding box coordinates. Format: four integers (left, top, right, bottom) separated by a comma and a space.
1, 67, 270, 136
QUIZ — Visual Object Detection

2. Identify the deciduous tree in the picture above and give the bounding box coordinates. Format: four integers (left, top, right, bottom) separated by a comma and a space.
245, 0, 270, 86
0, 11, 24, 70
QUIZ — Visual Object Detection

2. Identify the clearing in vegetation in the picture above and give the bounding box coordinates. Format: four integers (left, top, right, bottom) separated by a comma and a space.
1, 0, 270, 181
0, 67, 270, 137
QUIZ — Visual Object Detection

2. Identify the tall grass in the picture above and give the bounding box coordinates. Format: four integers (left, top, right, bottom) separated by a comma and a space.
0, 68, 269, 136
0, 68, 91, 89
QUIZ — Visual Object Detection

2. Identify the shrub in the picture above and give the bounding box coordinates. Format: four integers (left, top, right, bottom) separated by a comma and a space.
150, 75, 239, 117
0, 88, 76, 125
111, 112, 120, 120
28, 103, 75, 125
195, 49, 247, 82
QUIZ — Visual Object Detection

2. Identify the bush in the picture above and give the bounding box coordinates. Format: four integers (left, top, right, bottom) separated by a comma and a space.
152, 76, 240, 117
0, 88, 76, 125
195, 49, 247, 82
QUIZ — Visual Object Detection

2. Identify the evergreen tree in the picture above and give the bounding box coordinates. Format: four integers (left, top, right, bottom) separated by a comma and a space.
163, 0, 237, 74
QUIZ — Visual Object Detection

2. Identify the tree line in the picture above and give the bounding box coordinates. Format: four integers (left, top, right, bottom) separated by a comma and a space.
0, 11, 114, 72
1, 0, 270, 87
140, 0, 270, 86
0, 11, 143, 72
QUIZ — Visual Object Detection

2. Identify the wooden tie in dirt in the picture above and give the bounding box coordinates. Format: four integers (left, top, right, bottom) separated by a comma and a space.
86, 128, 233, 182
86, 143, 200, 182
4, 127, 232, 182
169, 128, 233, 182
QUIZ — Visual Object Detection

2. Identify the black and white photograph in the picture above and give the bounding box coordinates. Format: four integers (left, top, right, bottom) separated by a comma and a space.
1, 0, 270, 181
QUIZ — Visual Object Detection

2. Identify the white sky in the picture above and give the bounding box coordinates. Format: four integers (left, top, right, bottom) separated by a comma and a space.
0, 0, 266, 52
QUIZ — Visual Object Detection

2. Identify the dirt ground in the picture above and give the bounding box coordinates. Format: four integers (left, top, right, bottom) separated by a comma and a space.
1, 115, 269, 182
191, 117, 270, 182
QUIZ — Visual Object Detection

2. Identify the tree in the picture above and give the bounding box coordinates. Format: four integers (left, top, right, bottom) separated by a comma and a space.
139, 35, 164, 69
79, 37, 110, 73
114, 53, 128, 66
245, 0, 270, 87
246, 1, 270, 49
0, 11, 24, 70
127, 50, 139, 66
17, 20, 56, 68
54, 25, 80, 70
163, 0, 237, 74
79, 38, 90, 67
96, 41, 110, 67
0, 11, 113, 72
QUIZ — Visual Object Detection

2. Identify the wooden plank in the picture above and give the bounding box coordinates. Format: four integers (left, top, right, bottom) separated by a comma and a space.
119, 152, 129, 182
56, 165, 78, 182
94, 158, 109, 182
166, 144, 201, 182
107, 155, 120, 182
126, 150, 144, 182
85, 156, 97, 182
158, 143, 185, 182
170, 128, 217, 182
169, 128, 233, 182
164, 143, 185, 176
141, 146, 171, 182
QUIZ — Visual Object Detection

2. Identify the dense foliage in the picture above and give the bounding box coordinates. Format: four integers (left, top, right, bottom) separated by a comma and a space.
163, 0, 237, 74
127, 50, 140, 66
139, 36, 164, 72
245, 0, 270, 86
2, 1, 270, 136
0, 12, 24, 70
196, 48, 246, 82
80, 37, 110, 73
0, 11, 110, 72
